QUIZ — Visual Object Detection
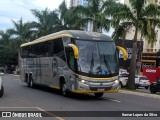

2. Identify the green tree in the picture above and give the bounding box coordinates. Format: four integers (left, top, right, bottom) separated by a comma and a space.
0, 29, 12, 45
0, 30, 19, 66
111, 22, 132, 47
9, 18, 35, 43
31, 8, 60, 37
107, 0, 160, 89
73, 0, 115, 32
54, 0, 84, 31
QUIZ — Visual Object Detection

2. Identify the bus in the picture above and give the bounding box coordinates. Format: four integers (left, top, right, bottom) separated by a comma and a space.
19, 30, 127, 97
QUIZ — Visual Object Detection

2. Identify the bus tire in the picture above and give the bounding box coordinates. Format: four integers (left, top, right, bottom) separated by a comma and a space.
60, 80, 69, 96
94, 93, 103, 98
28, 76, 34, 88
62, 83, 68, 96
0, 86, 4, 97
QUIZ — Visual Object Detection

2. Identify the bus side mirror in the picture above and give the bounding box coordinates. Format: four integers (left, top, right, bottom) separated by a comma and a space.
116, 46, 127, 60
65, 46, 76, 71
68, 44, 79, 59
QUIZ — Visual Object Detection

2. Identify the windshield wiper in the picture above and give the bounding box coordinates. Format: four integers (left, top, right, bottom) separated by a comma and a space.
103, 55, 113, 76
89, 52, 94, 74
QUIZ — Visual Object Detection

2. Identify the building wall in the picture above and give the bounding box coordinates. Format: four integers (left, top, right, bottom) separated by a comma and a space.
70, 0, 80, 7
70, 0, 93, 31
70, 0, 88, 7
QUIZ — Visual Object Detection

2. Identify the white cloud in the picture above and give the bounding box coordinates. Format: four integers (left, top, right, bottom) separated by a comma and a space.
0, 0, 64, 30
119, 0, 124, 3
31, 0, 63, 10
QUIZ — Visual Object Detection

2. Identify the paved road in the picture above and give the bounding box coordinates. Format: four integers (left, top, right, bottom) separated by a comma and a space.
1, 74, 160, 120
136, 87, 150, 93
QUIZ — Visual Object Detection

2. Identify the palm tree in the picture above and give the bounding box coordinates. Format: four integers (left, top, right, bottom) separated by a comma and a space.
111, 22, 132, 47
73, 0, 116, 32
106, 0, 160, 89
9, 18, 36, 43
0, 29, 20, 66
55, 0, 84, 30
0, 29, 12, 45
31, 8, 60, 37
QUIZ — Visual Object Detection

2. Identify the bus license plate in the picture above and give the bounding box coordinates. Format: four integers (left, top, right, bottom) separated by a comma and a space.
98, 89, 105, 91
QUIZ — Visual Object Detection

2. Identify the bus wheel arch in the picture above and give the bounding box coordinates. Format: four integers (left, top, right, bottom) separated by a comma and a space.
60, 76, 69, 96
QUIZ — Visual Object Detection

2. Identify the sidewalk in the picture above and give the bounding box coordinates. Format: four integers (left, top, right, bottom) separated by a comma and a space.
119, 89, 160, 99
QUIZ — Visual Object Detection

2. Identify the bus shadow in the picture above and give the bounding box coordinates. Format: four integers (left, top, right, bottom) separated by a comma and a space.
26, 85, 108, 101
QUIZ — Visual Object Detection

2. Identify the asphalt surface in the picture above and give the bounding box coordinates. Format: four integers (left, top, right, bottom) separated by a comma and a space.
0, 74, 160, 120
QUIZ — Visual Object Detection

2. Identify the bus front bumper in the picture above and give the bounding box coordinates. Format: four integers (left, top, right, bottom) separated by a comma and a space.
72, 79, 119, 93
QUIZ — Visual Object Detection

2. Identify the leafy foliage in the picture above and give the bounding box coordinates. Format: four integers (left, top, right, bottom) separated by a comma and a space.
107, 0, 160, 89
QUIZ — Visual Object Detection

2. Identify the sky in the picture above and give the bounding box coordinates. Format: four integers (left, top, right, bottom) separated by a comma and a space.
0, 0, 124, 36
0, 0, 64, 30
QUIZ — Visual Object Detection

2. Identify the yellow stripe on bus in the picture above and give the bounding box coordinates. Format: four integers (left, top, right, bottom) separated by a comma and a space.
72, 90, 119, 93
20, 34, 73, 47
49, 86, 60, 89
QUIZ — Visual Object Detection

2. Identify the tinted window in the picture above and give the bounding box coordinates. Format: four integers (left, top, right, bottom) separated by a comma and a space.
53, 38, 65, 61
54, 38, 64, 54
21, 47, 28, 58
36, 41, 52, 57
28, 45, 37, 58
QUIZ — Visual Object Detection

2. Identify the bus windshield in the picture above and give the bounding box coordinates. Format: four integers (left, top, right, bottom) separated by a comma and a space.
75, 40, 118, 77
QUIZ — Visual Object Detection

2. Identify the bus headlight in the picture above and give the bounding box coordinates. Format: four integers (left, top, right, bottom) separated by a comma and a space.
114, 80, 119, 84
79, 79, 88, 84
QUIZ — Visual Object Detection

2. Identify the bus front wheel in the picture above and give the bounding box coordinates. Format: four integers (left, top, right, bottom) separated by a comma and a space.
61, 82, 69, 96
94, 93, 103, 98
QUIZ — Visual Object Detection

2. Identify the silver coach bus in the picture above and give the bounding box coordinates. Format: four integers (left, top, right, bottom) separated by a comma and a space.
19, 30, 127, 97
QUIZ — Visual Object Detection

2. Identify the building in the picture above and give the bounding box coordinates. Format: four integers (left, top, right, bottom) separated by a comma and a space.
70, 0, 88, 7
70, 0, 93, 31
124, 0, 160, 52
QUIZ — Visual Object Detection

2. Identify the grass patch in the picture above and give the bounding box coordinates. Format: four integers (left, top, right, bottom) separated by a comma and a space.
119, 88, 160, 95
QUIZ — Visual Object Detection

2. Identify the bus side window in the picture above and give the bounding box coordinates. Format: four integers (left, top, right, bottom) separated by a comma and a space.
53, 38, 65, 61
53, 38, 64, 54
21, 46, 28, 58
48, 41, 53, 56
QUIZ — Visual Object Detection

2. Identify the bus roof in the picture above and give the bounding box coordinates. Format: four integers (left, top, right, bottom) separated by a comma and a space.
20, 30, 113, 47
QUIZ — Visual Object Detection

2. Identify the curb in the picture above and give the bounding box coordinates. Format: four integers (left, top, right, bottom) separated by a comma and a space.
119, 90, 160, 99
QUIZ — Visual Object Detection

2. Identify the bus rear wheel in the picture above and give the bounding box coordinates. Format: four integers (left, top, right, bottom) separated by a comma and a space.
27, 77, 34, 88
94, 93, 103, 98
0, 86, 4, 97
